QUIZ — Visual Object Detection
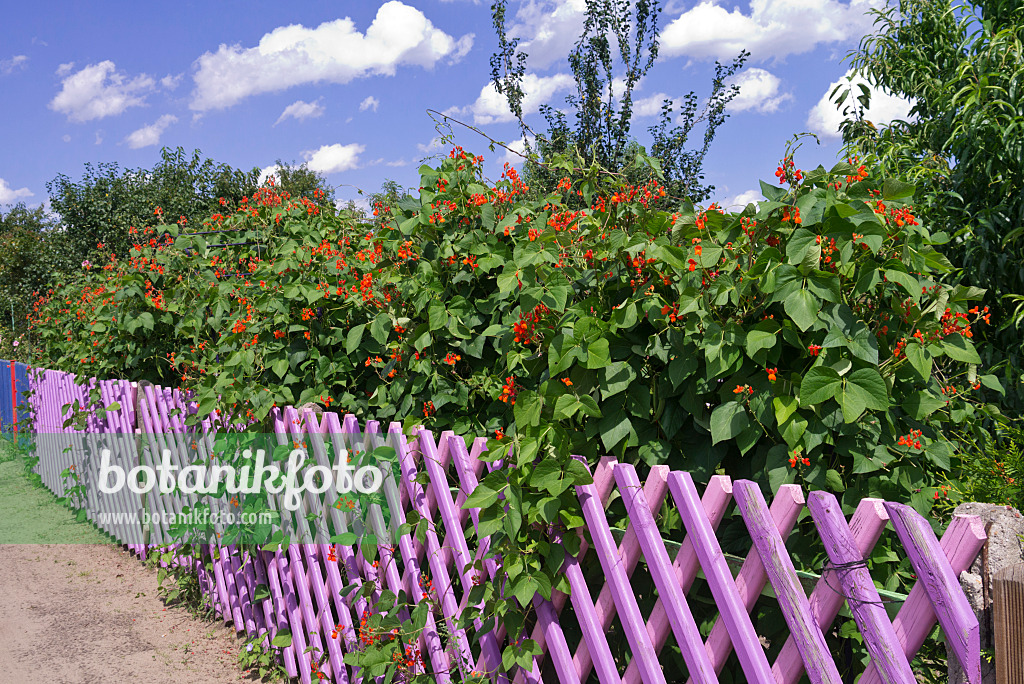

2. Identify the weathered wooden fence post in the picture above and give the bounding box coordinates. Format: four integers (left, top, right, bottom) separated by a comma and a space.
951, 503, 1024, 684
994, 564, 1024, 684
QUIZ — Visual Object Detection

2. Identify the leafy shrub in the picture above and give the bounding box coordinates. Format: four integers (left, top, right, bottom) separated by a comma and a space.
238, 634, 289, 683
938, 423, 1024, 513
30, 147, 999, 502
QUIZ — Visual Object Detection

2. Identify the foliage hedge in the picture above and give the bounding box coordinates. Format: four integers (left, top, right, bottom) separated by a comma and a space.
30, 146, 1001, 505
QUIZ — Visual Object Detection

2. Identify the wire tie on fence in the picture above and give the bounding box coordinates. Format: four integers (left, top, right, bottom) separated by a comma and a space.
819, 558, 902, 606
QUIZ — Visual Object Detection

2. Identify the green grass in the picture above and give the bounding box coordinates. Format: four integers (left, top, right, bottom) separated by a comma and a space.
0, 438, 111, 544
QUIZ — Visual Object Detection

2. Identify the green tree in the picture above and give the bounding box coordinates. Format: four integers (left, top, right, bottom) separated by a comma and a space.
366, 179, 415, 227
46, 148, 335, 273
47, 148, 259, 269
834, 0, 1024, 395
0, 203, 59, 341
263, 158, 337, 209
490, 0, 747, 204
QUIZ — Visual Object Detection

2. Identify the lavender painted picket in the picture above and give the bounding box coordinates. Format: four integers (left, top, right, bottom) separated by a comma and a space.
698, 482, 803, 680
884, 502, 981, 684
772, 496, 890, 684
732, 481, 840, 684
808, 492, 919, 684
18, 364, 987, 684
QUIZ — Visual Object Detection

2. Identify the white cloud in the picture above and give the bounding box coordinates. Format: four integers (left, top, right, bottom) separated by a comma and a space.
258, 164, 281, 187
506, 0, 587, 69
55, 62, 74, 77
417, 137, 445, 154
386, 159, 408, 167
807, 70, 915, 138
719, 189, 762, 211
62, 134, 70, 142
275, 99, 326, 125
124, 114, 178, 149
450, 34, 475, 62
160, 73, 183, 90
660, 0, 883, 62
359, 95, 380, 112
632, 92, 671, 118
456, 72, 574, 125
302, 143, 365, 174
190, 1, 473, 111
727, 68, 792, 114
50, 61, 155, 122
1, 55, 28, 75
499, 137, 533, 169
0, 178, 33, 204
95, 131, 103, 145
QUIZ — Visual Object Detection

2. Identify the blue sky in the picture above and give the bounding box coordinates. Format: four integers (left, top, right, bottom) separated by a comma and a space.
0, 0, 916, 216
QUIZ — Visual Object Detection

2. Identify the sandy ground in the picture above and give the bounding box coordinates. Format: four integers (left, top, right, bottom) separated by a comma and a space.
0, 444, 266, 684
0, 543, 257, 684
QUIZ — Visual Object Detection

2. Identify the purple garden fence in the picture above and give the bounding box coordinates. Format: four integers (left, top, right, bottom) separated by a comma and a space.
19, 364, 986, 683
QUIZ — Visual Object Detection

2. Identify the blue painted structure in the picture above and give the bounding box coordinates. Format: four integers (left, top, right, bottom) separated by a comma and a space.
0, 360, 29, 437
0, 360, 12, 434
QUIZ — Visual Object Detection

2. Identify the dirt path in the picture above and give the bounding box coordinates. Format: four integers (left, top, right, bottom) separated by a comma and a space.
0, 449, 260, 684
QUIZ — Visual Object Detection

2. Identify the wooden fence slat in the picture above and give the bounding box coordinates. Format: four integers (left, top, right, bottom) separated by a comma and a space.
386, 422, 456, 684
772, 498, 889, 684
286, 544, 323, 682
97, 379, 135, 544
277, 548, 315, 684
220, 547, 246, 629
669, 472, 772, 683
113, 379, 144, 548
280, 407, 325, 545
509, 456, 620, 684
614, 464, 720, 683
417, 430, 506, 681
262, 550, 299, 678
301, 414, 371, 630
300, 544, 350, 684
252, 549, 297, 678
422, 429, 455, 570
860, 513, 986, 684
732, 480, 842, 684
447, 431, 501, 582
883, 502, 982, 684
146, 385, 182, 545
622, 475, 733, 684
240, 551, 268, 639
396, 428, 477, 679
577, 458, 666, 684
324, 414, 374, 624
547, 455, 618, 612
440, 431, 484, 544
271, 408, 354, 684
562, 544, 624, 683
442, 433, 556, 684
698, 483, 804, 679
228, 546, 259, 637
573, 465, 669, 682
531, 594, 581, 684
807, 492, 917, 684
208, 544, 233, 625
